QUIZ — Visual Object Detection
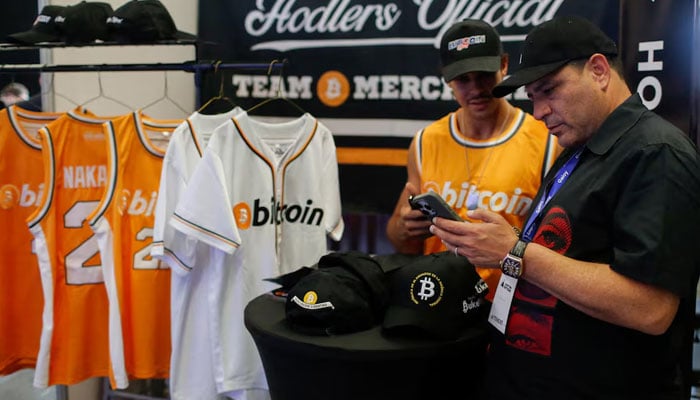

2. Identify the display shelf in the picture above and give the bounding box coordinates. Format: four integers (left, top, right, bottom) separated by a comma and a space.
0, 39, 200, 51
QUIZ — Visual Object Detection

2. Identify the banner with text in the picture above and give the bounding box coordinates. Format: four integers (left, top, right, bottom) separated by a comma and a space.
197, 0, 618, 212
619, 0, 697, 143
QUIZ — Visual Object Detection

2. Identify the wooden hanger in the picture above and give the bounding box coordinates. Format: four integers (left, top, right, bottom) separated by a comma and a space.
247, 59, 305, 115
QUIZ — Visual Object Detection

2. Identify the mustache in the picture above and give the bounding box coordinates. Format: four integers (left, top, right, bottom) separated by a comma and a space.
467, 93, 494, 102
544, 118, 562, 129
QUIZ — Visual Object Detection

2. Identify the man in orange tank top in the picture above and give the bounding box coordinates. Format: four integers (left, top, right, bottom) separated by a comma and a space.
386, 19, 560, 300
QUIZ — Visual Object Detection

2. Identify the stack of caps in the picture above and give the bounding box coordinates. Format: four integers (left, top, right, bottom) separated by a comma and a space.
5, 0, 196, 45
282, 250, 490, 340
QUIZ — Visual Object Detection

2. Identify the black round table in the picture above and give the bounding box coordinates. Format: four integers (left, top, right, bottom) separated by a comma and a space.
244, 293, 489, 400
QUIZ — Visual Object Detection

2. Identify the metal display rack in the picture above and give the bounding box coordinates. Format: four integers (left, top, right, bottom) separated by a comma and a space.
0, 40, 282, 400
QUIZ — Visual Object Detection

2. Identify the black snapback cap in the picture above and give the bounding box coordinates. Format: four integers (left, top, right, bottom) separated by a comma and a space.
6, 5, 66, 45
55, 1, 114, 44
285, 251, 388, 336
107, 0, 197, 43
493, 15, 618, 97
382, 252, 489, 340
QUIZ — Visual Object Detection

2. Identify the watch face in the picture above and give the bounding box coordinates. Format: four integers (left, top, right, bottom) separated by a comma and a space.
502, 256, 521, 278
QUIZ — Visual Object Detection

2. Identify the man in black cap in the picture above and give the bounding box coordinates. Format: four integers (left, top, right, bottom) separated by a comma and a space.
430, 15, 700, 398
386, 19, 560, 301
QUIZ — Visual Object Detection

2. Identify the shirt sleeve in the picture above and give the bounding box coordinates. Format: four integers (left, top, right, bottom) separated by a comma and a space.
169, 146, 241, 266
611, 143, 700, 297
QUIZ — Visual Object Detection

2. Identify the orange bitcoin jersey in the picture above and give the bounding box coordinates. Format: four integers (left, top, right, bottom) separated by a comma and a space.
418, 110, 560, 298
27, 110, 122, 388
88, 112, 178, 382
0, 105, 63, 375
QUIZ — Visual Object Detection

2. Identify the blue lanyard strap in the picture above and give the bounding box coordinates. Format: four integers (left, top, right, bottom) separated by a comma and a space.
522, 147, 584, 242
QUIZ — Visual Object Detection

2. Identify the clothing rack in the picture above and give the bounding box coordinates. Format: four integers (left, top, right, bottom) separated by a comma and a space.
0, 60, 285, 73
0, 60, 286, 105
0, 41, 286, 400
0, 40, 287, 108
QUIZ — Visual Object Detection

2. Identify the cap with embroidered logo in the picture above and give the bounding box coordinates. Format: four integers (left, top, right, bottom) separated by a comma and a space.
107, 0, 197, 43
440, 19, 504, 82
493, 15, 618, 97
6, 5, 66, 45
382, 251, 489, 340
56, 1, 114, 44
285, 251, 389, 336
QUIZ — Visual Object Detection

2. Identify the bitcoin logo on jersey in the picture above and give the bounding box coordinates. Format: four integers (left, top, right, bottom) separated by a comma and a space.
233, 202, 252, 230
0, 184, 20, 210
232, 198, 324, 230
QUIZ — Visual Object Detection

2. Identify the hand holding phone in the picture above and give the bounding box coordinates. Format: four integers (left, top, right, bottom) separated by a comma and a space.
408, 192, 464, 222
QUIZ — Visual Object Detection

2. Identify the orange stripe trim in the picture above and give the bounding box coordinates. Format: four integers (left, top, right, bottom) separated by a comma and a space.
336, 147, 408, 166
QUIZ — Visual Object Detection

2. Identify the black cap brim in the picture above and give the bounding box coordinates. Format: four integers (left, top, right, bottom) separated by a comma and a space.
383, 306, 460, 340
442, 55, 501, 82
174, 30, 197, 42
492, 59, 569, 98
7, 30, 61, 45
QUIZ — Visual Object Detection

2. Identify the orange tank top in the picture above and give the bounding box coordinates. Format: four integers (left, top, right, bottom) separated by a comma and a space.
418, 109, 559, 299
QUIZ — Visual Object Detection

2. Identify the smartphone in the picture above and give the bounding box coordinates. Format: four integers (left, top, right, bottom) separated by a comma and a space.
408, 192, 464, 222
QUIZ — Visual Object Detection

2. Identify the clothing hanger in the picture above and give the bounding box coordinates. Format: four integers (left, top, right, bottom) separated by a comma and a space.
44, 72, 88, 113
247, 59, 306, 115
80, 71, 133, 113
196, 61, 237, 114
141, 70, 191, 117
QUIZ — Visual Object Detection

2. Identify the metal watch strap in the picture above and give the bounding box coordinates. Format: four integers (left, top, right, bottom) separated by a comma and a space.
510, 239, 528, 258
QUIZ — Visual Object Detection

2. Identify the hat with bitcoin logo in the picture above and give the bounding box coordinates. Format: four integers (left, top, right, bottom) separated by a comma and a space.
382, 251, 489, 340
285, 251, 389, 335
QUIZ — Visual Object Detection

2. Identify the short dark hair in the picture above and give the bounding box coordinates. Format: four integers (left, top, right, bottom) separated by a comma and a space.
0, 82, 29, 100
567, 55, 626, 84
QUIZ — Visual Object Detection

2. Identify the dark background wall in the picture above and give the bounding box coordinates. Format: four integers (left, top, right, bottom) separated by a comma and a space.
0, 3, 41, 104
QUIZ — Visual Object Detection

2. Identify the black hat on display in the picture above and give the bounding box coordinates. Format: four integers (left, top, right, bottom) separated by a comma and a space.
285, 251, 389, 336
107, 0, 197, 43
492, 15, 618, 97
382, 251, 489, 340
6, 5, 66, 44
440, 19, 504, 82
56, 2, 114, 44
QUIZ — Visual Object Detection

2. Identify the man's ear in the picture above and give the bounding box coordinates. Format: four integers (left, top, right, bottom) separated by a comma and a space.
500, 53, 510, 75
588, 53, 611, 89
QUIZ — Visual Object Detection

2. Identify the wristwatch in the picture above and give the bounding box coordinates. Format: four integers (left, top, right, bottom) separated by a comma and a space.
501, 239, 528, 278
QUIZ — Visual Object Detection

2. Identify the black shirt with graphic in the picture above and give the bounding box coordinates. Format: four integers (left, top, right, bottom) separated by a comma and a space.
485, 94, 700, 400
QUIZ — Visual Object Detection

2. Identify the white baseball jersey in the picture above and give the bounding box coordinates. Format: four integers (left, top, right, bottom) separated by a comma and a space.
87, 112, 180, 387
169, 112, 344, 395
150, 108, 242, 400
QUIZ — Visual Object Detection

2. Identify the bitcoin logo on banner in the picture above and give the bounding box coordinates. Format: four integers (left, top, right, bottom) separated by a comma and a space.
317, 70, 350, 107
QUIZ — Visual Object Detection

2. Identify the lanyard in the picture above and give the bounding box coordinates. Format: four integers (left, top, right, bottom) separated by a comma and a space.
522, 147, 584, 241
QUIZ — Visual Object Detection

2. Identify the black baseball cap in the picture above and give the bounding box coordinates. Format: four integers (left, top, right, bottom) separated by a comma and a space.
285, 251, 389, 336
107, 0, 197, 43
382, 252, 489, 340
56, 2, 114, 44
493, 15, 618, 97
440, 19, 504, 82
6, 5, 66, 45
